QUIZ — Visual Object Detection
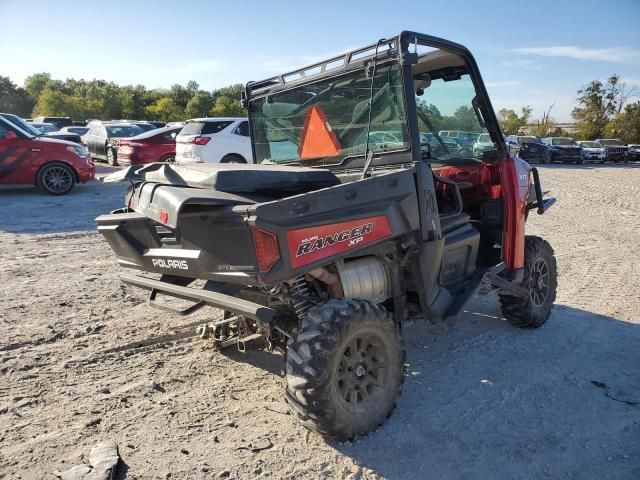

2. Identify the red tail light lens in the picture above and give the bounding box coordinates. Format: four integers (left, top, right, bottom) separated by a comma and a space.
188, 136, 211, 145
159, 210, 169, 224
251, 228, 280, 272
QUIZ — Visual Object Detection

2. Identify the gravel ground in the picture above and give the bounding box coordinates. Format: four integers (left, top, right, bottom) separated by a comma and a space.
0, 164, 639, 479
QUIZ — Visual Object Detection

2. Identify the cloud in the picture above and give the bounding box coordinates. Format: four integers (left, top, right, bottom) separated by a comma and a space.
500, 59, 543, 71
485, 80, 521, 88
620, 77, 640, 87
512, 46, 640, 63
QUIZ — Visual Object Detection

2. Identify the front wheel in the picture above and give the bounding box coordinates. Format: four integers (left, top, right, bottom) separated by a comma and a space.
499, 236, 557, 328
285, 299, 404, 441
106, 147, 118, 166
37, 162, 76, 195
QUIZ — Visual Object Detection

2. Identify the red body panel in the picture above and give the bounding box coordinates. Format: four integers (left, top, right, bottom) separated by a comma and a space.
118, 131, 176, 167
0, 137, 95, 186
286, 216, 392, 269
498, 156, 530, 270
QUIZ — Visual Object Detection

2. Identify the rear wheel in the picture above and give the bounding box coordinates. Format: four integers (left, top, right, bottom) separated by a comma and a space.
499, 236, 557, 328
285, 299, 404, 441
159, 154, 175, 164
106, 147, 117, 166
37, 162, 76, 195
220, 154, 246, 164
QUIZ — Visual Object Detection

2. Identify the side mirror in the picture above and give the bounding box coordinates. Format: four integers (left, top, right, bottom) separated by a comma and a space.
2, 130, 18, 140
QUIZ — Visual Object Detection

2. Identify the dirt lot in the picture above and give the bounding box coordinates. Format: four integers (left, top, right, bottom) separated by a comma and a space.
1, 164, 639, 479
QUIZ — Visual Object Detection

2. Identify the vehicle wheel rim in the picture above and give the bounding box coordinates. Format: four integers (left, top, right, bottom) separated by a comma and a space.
43, 167, 72, 193
529, 257, 550, 307
107, 150, 114, 165
335, 333, 388, 414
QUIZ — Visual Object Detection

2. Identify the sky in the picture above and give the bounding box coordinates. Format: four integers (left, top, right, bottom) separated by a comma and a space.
1, 0, 639, 122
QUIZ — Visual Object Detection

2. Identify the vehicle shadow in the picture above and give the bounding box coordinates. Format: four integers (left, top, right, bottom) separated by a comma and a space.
0, 178, 127, 235
326, 298, 640, 480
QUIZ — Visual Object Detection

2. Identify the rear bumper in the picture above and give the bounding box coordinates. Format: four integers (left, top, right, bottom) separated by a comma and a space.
120, 273, 275, 324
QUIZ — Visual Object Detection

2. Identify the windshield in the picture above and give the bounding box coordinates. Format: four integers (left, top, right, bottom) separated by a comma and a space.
415, 74, 489, 163
551, 138, 577, 146
35, 124, 58, 133
250, 63, 408, 165
580, 141, 600, 148
106, 125, 143, 137
598, 139, 623, 146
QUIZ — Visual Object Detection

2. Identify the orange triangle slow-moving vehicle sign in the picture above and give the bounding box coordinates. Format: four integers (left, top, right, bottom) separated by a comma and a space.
297, 105, 341, 160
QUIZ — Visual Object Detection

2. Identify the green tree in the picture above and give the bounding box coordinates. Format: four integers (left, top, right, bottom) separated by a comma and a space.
23, 72, 51, 99
497, 106, 532, 135
605, 101, 640, 143
452, 105, 481, 132
145, 97, 184, 121
0, 76, 34, 116
32, 87, 71, 117
185, 91, 214, 119
210, 84, 244, 117
572, 75, 625, 139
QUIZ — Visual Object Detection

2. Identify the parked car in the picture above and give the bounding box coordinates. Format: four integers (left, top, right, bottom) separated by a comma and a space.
73, 120, 87, 127
111, 120, 158, 133
1, 113, 82, 144
61, 126, 90, 136
32, 116, 74, 129
0, 116, 94, 195
83, 123, 144, 166
166, 121, 186, 128
148, 121, 166, 129
576, 141, 606, 163
117, 126, 182, 167
175, 118, 253, 164
594, 138, 627, 162
626, 144, 640, 161
541, 137, 582, 163
506, 135, 550, 163
472, 133, 494, 157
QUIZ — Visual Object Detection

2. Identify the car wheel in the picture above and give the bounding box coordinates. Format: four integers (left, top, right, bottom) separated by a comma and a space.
37, 162, 76, 195
106, 147, 118, 166
221, 154, 246, 164
159, 155, 175, 164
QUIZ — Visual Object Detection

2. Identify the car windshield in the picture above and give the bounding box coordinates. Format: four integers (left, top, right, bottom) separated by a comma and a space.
250, 63, 409, 165
67, 127, 89, 135
106, 125, 143, 137
551, 138, 577, 146
518, 136, 540, 144
598, 139, 623, 146
477, 133, 491, 143
36, 124, 58, 133
580, 141, 600, 148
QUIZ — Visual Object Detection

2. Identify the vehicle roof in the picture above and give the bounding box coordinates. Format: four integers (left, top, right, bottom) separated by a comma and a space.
32, 122, 56, 127
187, 117, 246, 122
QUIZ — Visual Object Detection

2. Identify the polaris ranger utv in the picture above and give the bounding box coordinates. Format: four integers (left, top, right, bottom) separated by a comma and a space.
97, 31, 557, 440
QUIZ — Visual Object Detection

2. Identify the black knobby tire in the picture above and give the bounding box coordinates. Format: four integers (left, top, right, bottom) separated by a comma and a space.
220, 154, 246, 164
106, 147, 118, 166
37, 162, 76, 195
284, 299, 404, 441
499, 236, 557, 328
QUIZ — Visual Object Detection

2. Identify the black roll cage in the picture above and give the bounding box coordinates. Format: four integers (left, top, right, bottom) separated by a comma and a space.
242, 31, 507, 169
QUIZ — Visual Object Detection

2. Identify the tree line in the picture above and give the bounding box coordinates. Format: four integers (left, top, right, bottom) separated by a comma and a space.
1, 72, 638, 142
0, 73, 244, 122
496, 74, 639, 142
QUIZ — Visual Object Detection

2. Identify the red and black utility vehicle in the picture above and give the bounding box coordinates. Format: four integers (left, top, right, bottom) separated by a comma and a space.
0, 116, 95, 195
97, 32, 557, 440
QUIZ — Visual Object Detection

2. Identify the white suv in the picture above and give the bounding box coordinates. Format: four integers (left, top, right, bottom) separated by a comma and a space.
175, 118, 253, 164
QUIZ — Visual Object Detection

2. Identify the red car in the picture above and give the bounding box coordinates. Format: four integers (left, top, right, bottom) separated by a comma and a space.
0, 116, 95, 195
116, 126, 182, 167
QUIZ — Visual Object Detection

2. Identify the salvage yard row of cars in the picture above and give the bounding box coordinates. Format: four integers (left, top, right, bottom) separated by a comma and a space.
0, 111, 639, 195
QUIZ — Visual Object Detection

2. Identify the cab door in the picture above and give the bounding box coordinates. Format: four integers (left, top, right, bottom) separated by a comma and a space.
0, 122, 32, 185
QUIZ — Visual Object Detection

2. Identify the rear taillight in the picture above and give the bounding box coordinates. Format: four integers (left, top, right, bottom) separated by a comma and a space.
187, 136, 211, 145
159, 210, 169, 224
127, 142, 149, 148
251, 228, 280, 273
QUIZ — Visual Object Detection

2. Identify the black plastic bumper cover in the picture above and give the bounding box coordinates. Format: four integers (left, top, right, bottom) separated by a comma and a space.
120, 273, 276, 324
